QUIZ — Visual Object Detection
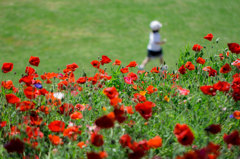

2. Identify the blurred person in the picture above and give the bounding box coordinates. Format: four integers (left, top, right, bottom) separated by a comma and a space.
139, 20, 167, 70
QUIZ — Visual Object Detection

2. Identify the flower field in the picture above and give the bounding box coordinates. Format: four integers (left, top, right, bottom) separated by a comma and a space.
1, 34, 240, 158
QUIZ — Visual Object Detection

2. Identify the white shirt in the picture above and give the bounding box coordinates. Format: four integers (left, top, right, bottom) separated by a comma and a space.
147, 32, 161, 51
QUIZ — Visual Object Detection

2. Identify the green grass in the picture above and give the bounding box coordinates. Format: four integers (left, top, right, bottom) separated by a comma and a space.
0, 0, 240, 78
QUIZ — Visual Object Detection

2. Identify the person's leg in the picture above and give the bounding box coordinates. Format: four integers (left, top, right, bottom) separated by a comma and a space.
139, 57, 150, 70
160, 56, 164, 65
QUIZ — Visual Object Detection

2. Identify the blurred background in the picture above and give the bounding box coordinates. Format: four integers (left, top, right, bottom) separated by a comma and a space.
1, 0, 240, 78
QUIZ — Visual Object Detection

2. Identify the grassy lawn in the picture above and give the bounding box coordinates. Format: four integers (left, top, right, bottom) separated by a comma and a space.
0, 0, 240, 78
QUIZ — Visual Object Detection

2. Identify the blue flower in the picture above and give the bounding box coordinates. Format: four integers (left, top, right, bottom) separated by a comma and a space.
34, 83, 42, 89
229, 114, 234, 118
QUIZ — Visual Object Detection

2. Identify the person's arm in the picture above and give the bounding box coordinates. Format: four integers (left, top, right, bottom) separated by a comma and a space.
155, 39, 167, 45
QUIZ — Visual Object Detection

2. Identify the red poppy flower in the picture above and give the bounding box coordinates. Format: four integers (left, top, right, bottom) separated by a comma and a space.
205, 124, 221, 134
114, 108, 127, 123
125, 106, 134, 114
127, 72, 138, 81
176, 151, 198, 159
48, 120, 65, 132
223, 130, 240, 145
19, 75, 34, 86
120, 67, 129, 73
200, 86, 216, 96
25, 66, 36, 76
63, 126, 81, 140
57, 80, 69, 90
133, 93, 146, 102
95, 114, 115, 129
29, 56, 40, 66
208, 67, 217, 77
196, 57, 205, 64
16, 101, 35, 111
124, 76, 133, 85
185, 61, 195, 70
178, 65, 186, 74
66, 63, 79, 72
192, 44, 203, 52
128, 140, 149, 159
135, 101, 154, 120
77, 77, 87, 84
30, 111, 43, 125
4, 138, 24, 154
87, 151, 106, 159
147, 136, 162, 148
59, 103, 74, 115
151, 67, 160, 73
233, 111, 240, 119
91, 60, 100, 69
0, 121, 7, 128
5, 94, 20, 104
174, 124, 190, 135
220, 63, 231, 74
174, 124, 194, 146
48, 134, 63, 145
2, 63, 13, 73
91, 132, 104, 147
126, 61, 138, 67
100, 55, 112, 65
204, 33, 213, 41
69, 110, 83, 119
232, 90, 240, 102
1, 80, 14, 89
24, 86, 39, 99
39, 88, 48, 96
232, 77, 240, 90
146, 85, 158, 94
103, 87, 118, 99
228, 43, 240, 54
113, 59, 121, 65
213, 81, 230, 92
119, 134, 132, 148
219, 53, 224, 60
26, 126, 44, 139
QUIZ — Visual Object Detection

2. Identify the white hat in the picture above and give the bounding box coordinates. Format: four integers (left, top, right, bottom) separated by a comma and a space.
150, 20, 162, 31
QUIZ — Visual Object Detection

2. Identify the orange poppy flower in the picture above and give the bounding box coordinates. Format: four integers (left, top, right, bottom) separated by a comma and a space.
185, 61, 195, 70
146, 85, 158, 94
48, 134, 63, 145
77, 141, 86, 149
233, 110, 240, 119
113, 59, 121, 65
63, 126, 81, 140
2, 80, 14, 89
126, 61, 138, 67
70, 111, 83, 120
147, 136, 162, 148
